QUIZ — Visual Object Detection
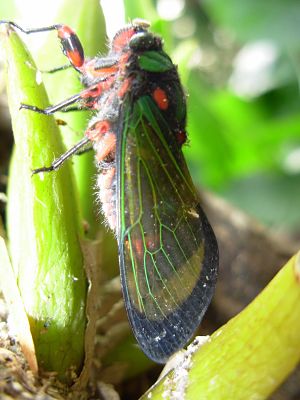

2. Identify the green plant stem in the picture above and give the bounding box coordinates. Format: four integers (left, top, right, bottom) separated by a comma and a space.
2, 24, 86, 383
142, 252, 300, 399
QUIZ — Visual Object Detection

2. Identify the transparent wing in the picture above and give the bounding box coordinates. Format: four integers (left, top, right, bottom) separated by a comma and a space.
117, 96, 218, 363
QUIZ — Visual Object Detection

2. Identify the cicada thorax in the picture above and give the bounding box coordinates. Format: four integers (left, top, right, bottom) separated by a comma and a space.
80, 25, 148, 230
79, 21, 149, 87
83, 24, 189, 232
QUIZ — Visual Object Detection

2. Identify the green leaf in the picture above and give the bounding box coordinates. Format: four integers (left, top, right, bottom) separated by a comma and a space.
202, 0, 300, 50
2, 24, 87, 382
185, 77, 233, 188
123, 0, 158, 23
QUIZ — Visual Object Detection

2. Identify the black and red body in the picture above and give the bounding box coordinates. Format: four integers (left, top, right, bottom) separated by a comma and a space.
1, 19, 219, 363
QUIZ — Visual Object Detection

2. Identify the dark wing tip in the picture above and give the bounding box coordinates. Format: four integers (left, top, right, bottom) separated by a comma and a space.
121, 204, 219, 363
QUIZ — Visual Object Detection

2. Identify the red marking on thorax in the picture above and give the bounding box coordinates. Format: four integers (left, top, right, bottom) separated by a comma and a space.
112, 27, 136, 52
176, 130, 187, 146
152, 87, 169, 110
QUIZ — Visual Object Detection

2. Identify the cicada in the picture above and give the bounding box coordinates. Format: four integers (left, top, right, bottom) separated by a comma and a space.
1, 19, 218, 363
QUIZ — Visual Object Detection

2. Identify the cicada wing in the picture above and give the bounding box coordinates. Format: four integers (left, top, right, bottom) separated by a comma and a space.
117, 96, 218, 363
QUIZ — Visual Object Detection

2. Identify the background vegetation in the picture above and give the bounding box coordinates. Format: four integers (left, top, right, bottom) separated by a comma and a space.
142, 0, 300, 237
